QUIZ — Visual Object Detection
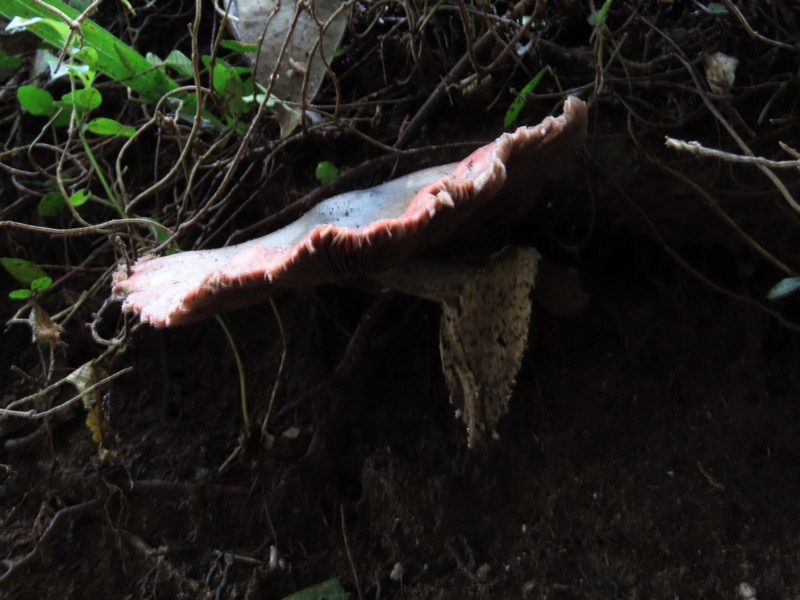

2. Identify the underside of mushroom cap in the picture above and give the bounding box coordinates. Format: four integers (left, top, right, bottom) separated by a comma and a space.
113, 97, 588, 326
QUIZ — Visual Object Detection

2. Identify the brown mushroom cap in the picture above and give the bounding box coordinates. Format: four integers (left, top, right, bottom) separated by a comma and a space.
113, 97, 588, 326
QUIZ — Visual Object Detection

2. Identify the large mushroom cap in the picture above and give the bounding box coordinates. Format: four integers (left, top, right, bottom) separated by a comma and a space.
113, 97, 588, 327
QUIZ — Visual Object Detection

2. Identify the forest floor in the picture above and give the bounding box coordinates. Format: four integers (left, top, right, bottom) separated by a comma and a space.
1, 1, 799, 598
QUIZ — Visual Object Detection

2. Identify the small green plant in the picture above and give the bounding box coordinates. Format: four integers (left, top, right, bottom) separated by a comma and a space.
2, 3, 179, 101
588, 0, 614, 42
315, 161, 339, 185
2, 0, 225, 127
6, 8, 293, 134
504, 66, 553, 128
16, 46, 136, 218
1, 257, 53, 300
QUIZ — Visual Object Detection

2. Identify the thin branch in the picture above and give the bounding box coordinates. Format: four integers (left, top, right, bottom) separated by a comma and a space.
1, 367, 133, 418
666, 137, 800, 169
0, 498, 102, 585
720, 0, 800, 53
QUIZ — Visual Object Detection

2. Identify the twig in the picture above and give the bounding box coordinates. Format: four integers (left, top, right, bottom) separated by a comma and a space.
340, 504, 364, 600
649, 147, 797, 277
260, 299, 287, 437
269, 296, 394, 423
696, 460, 726, 491
0, 217, 173, 237
665, 137, 800, 169
719, 0, 800, 53
0, 497, 102, 585
671, 53, 800, 216
617, 178, 800, 333
1, 367, 133, 419
121, 531, 203, 594
395, 0, 537, 149
152, 0, 305, 256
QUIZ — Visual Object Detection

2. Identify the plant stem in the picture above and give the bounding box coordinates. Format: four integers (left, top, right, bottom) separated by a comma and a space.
215, 315, 249, 428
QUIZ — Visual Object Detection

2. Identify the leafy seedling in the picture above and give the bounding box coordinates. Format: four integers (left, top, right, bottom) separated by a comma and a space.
35, 188, 95, 220
504, 66, 553, 128
203, 55, 250, 118
38, 191, 67, 217
2, 0, 223, 127
83, 117, 136, 138
1, 257, 52, 300
588, 0, 614, 42
17, 85, 57, 116
2, 1, 178, 101
315, 161, 339, 185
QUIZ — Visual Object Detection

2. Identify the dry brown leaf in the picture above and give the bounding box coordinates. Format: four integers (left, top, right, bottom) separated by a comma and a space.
228, 0, 349, 136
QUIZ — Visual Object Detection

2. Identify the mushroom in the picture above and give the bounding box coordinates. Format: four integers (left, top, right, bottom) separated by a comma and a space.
113, 97, 587, 444
113, 96, 587, 327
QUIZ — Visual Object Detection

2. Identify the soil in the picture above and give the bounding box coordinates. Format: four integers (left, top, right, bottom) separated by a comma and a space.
2, 2, 800, 599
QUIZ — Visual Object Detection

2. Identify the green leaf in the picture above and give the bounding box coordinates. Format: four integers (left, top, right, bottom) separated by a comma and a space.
504, 66, 552, 128
219, 39, 259, 53
9, 288, 33, 300
0, 49, 22, 69
281, 578, 348, 600
52, 109, 71, 128
164, 49, 193, 78
707, 3, 728, 15
204, 55, 247, 116
6, 15, 73, 47
73, 45, 99, 68
84, 117, 136, 137
145, 51, 162, 67
0, 257, 48, 284
68, 0, 91, 11
38, 190, 66, 217
68, 188, 91, 207
315, 161, 339, 185
143, 218, 180, 254
42, 49, 91, 79
18, 85, 56, 116
57, 87, 102, 112
202, 54, 232, 70
588, 0, 614, 40
1, 0, 224, 128
767, 277, 800, 301
2, 0, 177, 100
30, 276, 53, 292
